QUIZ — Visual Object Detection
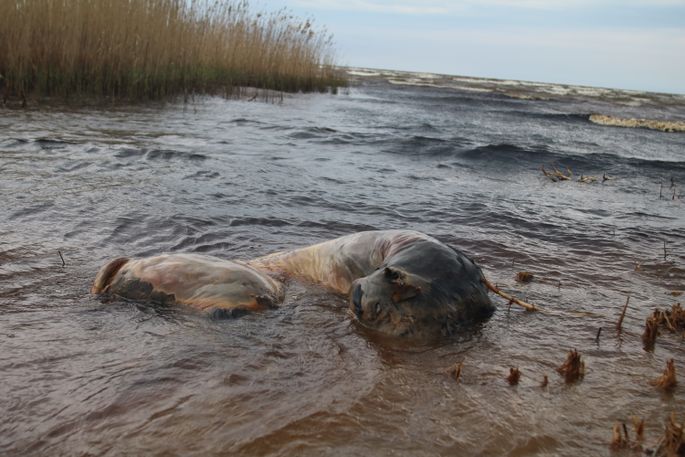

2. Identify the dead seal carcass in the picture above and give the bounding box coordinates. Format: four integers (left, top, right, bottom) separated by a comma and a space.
93, 230, 496, 336
91, 253, 284, 317
249, 230, 494, 337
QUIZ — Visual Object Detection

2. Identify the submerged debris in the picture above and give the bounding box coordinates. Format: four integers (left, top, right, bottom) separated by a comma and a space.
556, 349, 585, 383
650, 359, 677, 391
541, 165, 573, 182
507, 367, 521, 385
515, 271, 534, 283
540, 374, 549, 388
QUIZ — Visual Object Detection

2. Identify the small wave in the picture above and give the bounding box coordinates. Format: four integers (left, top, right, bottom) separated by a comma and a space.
507, 111, 591, 123
458, 143, 685, 174
589, 114, 685, 133
114, 148, 207, 161
287, 126, 338, 140
381, 135, 470, 157
35, 138, 79, 150
458, 143, 551, 162
146, 149, 207, 161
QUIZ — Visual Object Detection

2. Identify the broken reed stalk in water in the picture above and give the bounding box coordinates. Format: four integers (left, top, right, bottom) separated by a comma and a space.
58, 250, 66, 267
507, 367, 521, 385
653, 413, 684, 457
616, 296, 630, 333
650, 359, 677, 391
482, 279, 539, 312
667, 303, 685, 331
447, 362, 464, 383
610, 422, 630, 450
633, 416, 645, 444
610, 418, 645, 451
540, 374, 548, 388
556, 349, 585, 383
643, 314, 659, 351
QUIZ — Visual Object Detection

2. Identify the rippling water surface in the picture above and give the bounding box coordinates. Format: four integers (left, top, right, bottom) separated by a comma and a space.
2, 73, 685, 456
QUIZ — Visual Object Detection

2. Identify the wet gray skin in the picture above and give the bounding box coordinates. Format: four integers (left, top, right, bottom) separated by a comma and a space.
349, 239, 494, 338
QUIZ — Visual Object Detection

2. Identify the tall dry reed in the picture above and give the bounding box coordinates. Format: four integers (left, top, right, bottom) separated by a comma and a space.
0, 0, 344, 102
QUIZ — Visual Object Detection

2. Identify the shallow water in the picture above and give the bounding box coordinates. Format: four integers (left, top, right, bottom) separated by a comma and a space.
2, 73, 685, 456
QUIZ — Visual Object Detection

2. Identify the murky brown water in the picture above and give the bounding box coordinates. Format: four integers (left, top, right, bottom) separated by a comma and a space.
2, 73, 684, 456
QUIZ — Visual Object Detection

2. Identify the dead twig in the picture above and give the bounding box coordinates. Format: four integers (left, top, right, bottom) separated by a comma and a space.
482, 278, 539, 312
58, 250, 66, 267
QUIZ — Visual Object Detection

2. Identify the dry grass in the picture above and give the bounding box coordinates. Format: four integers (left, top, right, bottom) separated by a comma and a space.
0, 0, 344, 102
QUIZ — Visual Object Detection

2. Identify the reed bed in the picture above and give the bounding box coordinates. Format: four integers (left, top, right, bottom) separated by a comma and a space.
0, 0, 344, 102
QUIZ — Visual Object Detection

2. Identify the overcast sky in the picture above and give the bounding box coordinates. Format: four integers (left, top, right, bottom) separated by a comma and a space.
264, 0, 685, 94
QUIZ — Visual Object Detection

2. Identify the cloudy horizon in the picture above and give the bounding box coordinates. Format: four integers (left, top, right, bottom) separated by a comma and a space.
265, 0, 685, 94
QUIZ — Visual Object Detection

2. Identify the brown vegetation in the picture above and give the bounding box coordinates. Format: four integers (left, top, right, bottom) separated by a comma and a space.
643, 304, 685, 350
653, 413, 684, 457
650, 359, 677, 391
610, 422, 629, 450
643, 314, 660, 351
515, 271, 534, 283
507, 367, 521, 385
556, 349, 584, 383
610, 418, 645, 452
0, 0, 344, 102
541, 165, 572, 182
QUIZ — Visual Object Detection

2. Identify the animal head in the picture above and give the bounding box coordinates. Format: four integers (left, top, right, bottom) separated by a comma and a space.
348, 241, 494, 338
